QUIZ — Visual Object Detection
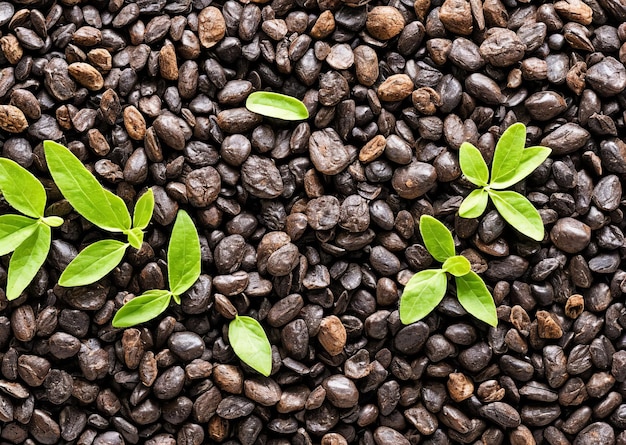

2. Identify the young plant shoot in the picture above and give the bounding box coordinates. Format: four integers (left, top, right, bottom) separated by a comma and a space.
400, 215, 497, 327
113, 209, 200, 327
229, 315, 273, 377
458, 123, 551, 241
43, 141, 154, 286
245, 91, 309, 121
0, 159, 63, 300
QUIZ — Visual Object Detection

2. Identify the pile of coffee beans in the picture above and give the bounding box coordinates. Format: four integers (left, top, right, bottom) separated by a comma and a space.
1, 0, 626, 443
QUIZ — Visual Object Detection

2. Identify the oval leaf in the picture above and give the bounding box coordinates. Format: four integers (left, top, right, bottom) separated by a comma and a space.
168, 210, 201, 296
246, 91, 309, 121
442, 255, 471, 277
59, 239, 128, 287
455, 271, 497, 327
490, 146, 552, 190
44, 141, 131, 232
459, 188, 489, 219
229, 316, 273, 376
0, 214, 39, 256
126, 227, 144, 250
399, 269, 447, 325
6, 224, 51, 300
0, 158, 46, 218
459, 142, 489, 187
490, 122, 526, 185
133, 188, 154, 230
112, 290, 172, 328
489, 190, 544, 241
419, 215, 455, 262
42, 216, 64, 227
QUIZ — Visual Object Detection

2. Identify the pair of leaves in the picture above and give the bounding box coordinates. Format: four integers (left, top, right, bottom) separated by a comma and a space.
0, 159, 63, 300
44, 141, 155, 287
246, 91, 309, 121
458, 123, 551, 241
112, 210, 201, 328
399, 216, 497, 327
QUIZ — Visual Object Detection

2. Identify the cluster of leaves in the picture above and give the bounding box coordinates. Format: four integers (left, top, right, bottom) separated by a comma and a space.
400, 215, 498, 327
458, 123, 552, 241
44, 141, 155, 287
0, 159, 63, 300
245, 91, 309, 121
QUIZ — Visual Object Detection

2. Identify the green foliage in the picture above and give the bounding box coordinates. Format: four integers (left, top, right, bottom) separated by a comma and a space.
458, 123, 551, 241
229, 315, 273, 377
245, 91, 309, 121
0, 159, 62, 300
112, 210, 201, 328
399, 215, 497, 327
45, 141, 155, 286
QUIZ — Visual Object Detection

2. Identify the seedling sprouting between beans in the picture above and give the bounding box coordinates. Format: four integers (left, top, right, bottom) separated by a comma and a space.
458, 123, 551, 241
0, 159, 63, 300
400, 215, 497, 327
245, 91, 309, 121
44, 141, 154, 287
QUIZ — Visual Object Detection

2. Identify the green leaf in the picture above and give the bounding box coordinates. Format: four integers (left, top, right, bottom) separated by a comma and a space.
490, 146, 552, 190
442, 255, 471, 277
133, 188, 154, 230
0, 215, 39, 256
490, 123, 526, 185
44, 141, 131, 232
6, 223, 51, 300
459, 188, 489, 219
126, 227, 144, 250
399, 269, 447, 325
489, 190, 544, 241
245, 91, 309, 121
455, 271, 497, 327
59, 239, 129, 287
419, 215, 455, 262
42, 216, 64, 227
459, 142, 489, 187
112, 290, 172, 328
229, 316, 273, 376
0, 158, 46, 218
168, 210, 201, 296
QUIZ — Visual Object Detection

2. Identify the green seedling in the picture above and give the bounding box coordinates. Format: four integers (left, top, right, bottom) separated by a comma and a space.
245, 91, 309, 121
0, 159, 63, 300
400, 215, 497, 327
458, 123, 551, 241
229, 315, 273, 377
112, 209, 200, 327
43, 141, 154, 286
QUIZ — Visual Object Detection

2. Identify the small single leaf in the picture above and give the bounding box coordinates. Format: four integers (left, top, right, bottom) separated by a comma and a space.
133, 188, 154, 230
229, 316, 273, 376
6, 224, 51, 300
44, 141, 131, 232
0, 158, 46, 218
59, 239, 128, 287
112, 290, 172, 328
0, 215, 39, 256
490, 146, 552, 190
399, 269, 447, 325
442, 255, 471, 277
245, 91, 309, 121
490, 123, 526, 185
459, 188, 489, 219
126, 227, 144, 250
455, 271, 498, 327
168, 210, 201, 296
42, 216, 64, 227
459, 142, 489, 187
489, 190, 544, 241
419, 215, 455, 262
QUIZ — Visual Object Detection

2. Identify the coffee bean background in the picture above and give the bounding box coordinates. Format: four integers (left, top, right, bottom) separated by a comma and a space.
1, 0, 626, 443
